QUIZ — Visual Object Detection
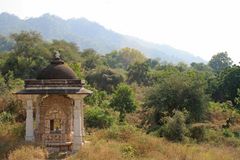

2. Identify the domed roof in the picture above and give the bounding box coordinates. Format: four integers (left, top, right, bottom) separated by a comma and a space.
37, 52, 77, 80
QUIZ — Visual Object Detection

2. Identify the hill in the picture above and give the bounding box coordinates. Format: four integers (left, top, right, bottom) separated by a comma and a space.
0, 12, 205, 64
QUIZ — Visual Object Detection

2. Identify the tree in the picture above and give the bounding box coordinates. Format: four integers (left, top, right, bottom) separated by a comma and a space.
0, 35, 14, 52
2, 32, 50, 79
49, 40, 80, 62
217, 66, 240, 103
145, 71, 208, 122
234, 89, 240, 109
69, 62, 84, 79
191, 62, 212, 72
160, 111, 188, 141
106, 48, 147, 69
110, 83, 137, 122
127, 62, 150, 85
208, 52, 233, 73
81, 48, 105, 70
145, 58, 160, 69
86, 68, 125, 92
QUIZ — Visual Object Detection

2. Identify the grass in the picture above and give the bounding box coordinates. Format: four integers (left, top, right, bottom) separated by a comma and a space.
1, 102, 240, 160
68, 125, 240, 160
8, 145, 48, 160
0, 122, 25, 159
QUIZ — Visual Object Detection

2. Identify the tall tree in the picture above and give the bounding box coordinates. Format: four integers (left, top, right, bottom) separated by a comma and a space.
110, 83, 136, 122
217, 66, 240, 103
208, 52, 233, 73
2, 31, 50, 79
145, 71, 208, 122
86, 68, 125, 92
106, 47, 147, 69
81, 48, 105, 70
127, 62, 150, 85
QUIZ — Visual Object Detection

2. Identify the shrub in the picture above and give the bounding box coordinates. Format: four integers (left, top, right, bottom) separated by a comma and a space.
85, 107, 114, 129
101, 124, 137, 142
0, 111, 14, 123
159, 111, 188, 141
8, 146, 48, 160
121, 144, 136, 158
223, 129, 234, 138
190, 124, 206, 142
110, 83, 136, 122
145, 71, 208, 122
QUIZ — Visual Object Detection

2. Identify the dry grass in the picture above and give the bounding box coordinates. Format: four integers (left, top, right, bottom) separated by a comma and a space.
0, 123, 25, 159
68, 125, 240, 160
8, 146, 48, 160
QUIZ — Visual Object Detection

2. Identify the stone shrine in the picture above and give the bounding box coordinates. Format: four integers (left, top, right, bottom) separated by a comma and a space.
15, 52, 92, 151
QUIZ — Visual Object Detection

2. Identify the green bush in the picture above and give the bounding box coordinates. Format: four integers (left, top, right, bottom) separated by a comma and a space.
159, 111, 188, 142
190, 125, 206, 142
0, 111, 14, 123
85, 107, 114, 129
223, 129, 234, 138
121, 144, 136, 158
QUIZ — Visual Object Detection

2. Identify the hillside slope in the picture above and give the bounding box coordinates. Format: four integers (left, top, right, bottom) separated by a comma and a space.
0, 12, 205, 64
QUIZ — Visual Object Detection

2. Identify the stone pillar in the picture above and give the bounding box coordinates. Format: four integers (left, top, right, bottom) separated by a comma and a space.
25, 99, 34, 141
81, 101, 85, 139
36, 103, 40, 128
73, 99, 83, 151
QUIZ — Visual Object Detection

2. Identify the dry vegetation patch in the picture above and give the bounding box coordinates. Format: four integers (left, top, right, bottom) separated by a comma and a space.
8, 146, 48, 160
68, 125, 240, 160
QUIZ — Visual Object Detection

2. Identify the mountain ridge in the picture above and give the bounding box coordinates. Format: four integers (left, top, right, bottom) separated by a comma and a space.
0, 12, 205, 64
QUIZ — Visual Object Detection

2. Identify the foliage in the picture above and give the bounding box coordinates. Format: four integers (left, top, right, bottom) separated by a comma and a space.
0, 34, 14, 52
0, 71, 24, 95
110, 83, 137, 122
106, 48, 147, 69
234, 88, 240, 109
0, 111, 14, 123
217, 66, 240, 103
127, 61, 150, 85
1, 32, 50, 79
86, 68, 125, 92
85, 106, 114, 129
159, 111, 188, 141
208, 52, 233, 73
84, 88, 108, 107
81, 48, 106, 70
222, 129, 235, 138
102, 124, 138, 141
145, 58, 160, 69
145, 71, 208, 122
190, 124, 206, 142
1, 31, 83, 79
69, 62, 84, 79
0, 122, 25, 159
191, 62, 212, 72
49, 40, 80, 62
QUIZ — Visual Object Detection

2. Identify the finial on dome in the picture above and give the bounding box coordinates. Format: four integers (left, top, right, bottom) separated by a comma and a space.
51, 50, 64, 64
54, 50, 61, 59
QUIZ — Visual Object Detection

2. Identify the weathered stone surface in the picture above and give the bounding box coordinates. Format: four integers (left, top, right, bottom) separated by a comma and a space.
37, 95, 73, 144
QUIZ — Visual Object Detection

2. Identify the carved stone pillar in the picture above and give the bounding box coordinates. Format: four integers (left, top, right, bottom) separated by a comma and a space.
25, 99, 34, 141
81, 101, 85, 139
36, 103, 40, 128
73, 99, 83, 151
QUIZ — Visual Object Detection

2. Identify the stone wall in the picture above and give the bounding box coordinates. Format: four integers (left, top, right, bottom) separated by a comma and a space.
36, 95, 73, 144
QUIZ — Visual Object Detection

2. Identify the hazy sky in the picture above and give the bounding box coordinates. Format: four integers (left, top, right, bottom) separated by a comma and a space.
1, 0, 240, 62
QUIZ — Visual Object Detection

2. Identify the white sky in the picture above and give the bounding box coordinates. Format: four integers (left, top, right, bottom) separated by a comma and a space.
0, 0, 240, 63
